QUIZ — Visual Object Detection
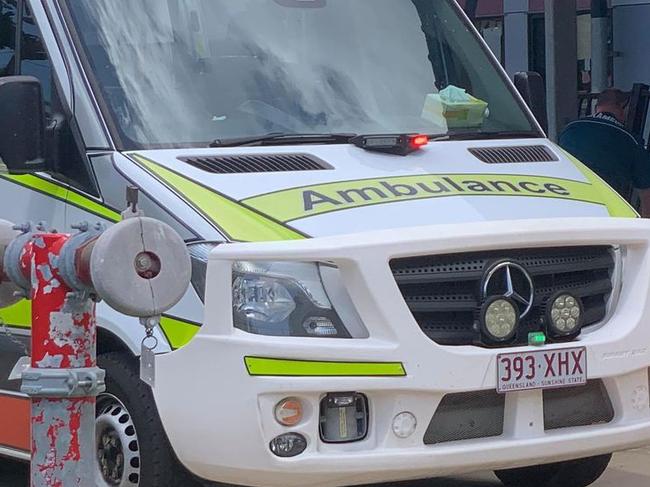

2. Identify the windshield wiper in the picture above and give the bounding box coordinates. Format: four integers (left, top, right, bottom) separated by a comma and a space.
209, 132, 357, 148
209, 130, 541, 149
211, 131, 441, 154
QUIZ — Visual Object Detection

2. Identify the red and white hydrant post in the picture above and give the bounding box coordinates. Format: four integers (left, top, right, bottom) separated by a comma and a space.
2, 224, 105, 487
0, 199, 191, 487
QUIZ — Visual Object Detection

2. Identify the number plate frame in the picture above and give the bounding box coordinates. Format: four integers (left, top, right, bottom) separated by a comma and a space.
496, 347, 587, 394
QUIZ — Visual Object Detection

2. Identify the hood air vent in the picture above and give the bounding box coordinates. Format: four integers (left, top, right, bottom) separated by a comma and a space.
178, 153, 331, 174
469, 145, 558, 164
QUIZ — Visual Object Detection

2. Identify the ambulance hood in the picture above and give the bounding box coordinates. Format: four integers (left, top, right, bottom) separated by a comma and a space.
124, 139, 636, 241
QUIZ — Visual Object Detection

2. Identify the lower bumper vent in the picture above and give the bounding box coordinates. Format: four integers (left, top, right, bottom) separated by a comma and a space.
424, 390, 505, 445
543, 380, 614, 431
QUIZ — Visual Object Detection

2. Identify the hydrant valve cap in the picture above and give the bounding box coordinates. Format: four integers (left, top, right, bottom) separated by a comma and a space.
89, 217, 191, 317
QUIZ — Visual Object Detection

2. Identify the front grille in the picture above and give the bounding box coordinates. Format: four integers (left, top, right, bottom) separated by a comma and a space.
178, 153, 331, 173
469, 145, 558, 164
424, 390, 505, 444
391, 246, 614, 347
544, 380, 614, 430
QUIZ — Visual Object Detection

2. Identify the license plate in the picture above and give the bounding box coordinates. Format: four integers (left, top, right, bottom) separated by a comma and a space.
496, 347, 587, 394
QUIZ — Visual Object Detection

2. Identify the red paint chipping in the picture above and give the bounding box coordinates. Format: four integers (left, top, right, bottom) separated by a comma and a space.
35, 399, 93, 485
21, 233, 98, 486
31, 234, 70, 368
63, 399, 92, 462
33, 410, 44, 424
18, 242, 33, 284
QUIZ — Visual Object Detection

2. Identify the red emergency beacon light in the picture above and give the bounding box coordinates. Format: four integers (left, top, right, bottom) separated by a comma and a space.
351, 133, 429, 156
410, 134, 430, 150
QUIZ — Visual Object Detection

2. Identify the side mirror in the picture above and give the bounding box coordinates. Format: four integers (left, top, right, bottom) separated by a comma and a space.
514, 71, 548, 134
0, 76, 46, 174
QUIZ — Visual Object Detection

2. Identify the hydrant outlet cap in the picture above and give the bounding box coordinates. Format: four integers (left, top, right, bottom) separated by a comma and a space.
90, 217, 191, 317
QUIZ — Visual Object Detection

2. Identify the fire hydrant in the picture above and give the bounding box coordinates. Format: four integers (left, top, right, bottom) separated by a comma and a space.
0, 203, 191, 487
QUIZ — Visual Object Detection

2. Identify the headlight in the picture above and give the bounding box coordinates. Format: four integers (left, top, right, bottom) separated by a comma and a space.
187, 243, 367, 338
233, 261, 351, 337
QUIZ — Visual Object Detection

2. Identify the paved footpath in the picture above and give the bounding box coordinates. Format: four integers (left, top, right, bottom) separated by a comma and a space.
0, 448, 649, 486
370, 447, 650, 486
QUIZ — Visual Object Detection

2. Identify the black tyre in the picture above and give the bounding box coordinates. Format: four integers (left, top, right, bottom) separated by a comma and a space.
97, 352, 201, 487
494, 454, 612, 487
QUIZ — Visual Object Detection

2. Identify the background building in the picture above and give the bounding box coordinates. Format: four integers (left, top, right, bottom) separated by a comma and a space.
457, 0, 650, 139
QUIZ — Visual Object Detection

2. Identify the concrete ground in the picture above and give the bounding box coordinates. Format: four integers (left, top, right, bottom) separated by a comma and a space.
1, 448, 649, 486
366, 448, 650, 487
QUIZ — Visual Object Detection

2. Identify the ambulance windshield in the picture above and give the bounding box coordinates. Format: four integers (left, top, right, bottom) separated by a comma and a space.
63, 0, 539, 149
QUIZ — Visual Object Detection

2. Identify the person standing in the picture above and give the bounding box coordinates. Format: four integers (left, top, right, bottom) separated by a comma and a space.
559, 88, 650, 217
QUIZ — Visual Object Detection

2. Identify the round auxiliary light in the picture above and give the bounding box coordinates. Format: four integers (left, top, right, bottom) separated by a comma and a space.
392, 412, 417, 439
481, 296, 519, 342
274, 398, 304, 427
269, 433, 307, 458
546, 292, 583, 337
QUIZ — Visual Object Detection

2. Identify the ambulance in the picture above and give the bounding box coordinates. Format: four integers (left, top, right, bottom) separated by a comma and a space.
1, 1, 650, 486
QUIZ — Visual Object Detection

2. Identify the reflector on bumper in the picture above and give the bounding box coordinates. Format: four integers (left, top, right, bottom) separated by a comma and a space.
244, 357, 406, 377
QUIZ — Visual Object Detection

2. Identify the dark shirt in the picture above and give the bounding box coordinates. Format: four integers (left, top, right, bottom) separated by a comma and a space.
559, 112, 650, 200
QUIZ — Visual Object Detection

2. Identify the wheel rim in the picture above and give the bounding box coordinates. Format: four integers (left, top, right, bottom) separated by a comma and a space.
95, 393, 141, 487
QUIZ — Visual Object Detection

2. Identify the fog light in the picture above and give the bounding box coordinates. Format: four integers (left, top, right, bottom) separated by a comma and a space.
319, 393, 368, 443
392, 412, 417, 439
546, 292, 583, 337
481, 296, 518, 342
269, 433, 307, 458
275, 398, 303, 427
302, 316, 338, 336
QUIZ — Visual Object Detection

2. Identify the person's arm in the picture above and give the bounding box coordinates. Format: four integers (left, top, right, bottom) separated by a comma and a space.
640, 189, 650, 218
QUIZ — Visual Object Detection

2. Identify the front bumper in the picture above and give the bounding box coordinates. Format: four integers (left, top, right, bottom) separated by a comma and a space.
154, 218, 650, 487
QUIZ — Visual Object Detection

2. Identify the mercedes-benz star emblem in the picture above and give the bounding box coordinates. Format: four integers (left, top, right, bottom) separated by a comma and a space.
482, 261, 535, 318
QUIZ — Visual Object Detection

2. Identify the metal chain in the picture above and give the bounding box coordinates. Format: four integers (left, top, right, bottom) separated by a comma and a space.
140, 316, 159, 351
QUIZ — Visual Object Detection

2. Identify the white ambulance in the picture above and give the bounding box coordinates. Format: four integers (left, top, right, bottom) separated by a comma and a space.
1, 1, 650, 486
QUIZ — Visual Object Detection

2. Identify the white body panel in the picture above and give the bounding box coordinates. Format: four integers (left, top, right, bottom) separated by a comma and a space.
5, 3, 647, 485
154, 218, 650, 486
135, 139, 590, 203
0, 178, 67, 230
103, 139, 627, 358
130, 140, 612, 239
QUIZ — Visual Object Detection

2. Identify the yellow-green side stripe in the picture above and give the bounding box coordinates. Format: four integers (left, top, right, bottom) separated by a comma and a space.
244, 357, 406, 377
0, 300, 31, 329
159, 316, 201, 349
555, 145, 638, 218
0, 173, 121, 222
130, 155, 305, 242
0, 302, 200, 350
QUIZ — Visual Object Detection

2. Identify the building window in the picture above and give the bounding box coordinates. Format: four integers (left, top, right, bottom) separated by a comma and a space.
528, 14, 546, 80
577, 12, 592, 92
475, 18, 504, 64
528, 10, 612, 93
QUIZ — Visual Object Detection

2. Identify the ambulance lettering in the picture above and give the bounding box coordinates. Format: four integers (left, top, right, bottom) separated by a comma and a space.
301, 175, 572, 213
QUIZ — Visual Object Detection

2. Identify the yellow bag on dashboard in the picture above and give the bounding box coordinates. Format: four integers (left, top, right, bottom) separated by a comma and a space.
422, 85, 489, 129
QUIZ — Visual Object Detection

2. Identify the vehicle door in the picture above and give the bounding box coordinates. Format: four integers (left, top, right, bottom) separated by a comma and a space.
0, 0, 100, 455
